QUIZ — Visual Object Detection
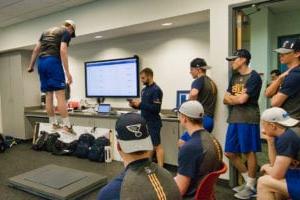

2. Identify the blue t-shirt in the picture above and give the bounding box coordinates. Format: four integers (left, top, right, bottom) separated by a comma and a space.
279, 66, 300, 119
227, 70, 262, 124
275, 128, 300, 160
140, 83, 163, 126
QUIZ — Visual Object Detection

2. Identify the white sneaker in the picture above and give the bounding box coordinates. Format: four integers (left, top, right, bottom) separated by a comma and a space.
232, 184, 246, 193
234, 185, 256, 199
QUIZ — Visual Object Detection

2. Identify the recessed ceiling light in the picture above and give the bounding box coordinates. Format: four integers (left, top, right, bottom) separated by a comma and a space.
95, 35, 103, 39
161, 22, 173, 26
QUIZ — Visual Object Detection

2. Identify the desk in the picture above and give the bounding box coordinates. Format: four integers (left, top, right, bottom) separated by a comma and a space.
24, 107, 181, 166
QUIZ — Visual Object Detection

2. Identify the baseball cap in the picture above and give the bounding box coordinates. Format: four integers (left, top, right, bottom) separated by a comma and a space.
226, 49, 251, 61
273, 39, 300, 54
178, 100, 204, 119
64, 19, 76, 38
190, 58, 211, 69
115, 113, 153, 153
261, 107, 299, 127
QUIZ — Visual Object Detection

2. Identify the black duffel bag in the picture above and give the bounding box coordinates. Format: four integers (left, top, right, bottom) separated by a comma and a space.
74, 133, 95, 158
88, 137, 110, 162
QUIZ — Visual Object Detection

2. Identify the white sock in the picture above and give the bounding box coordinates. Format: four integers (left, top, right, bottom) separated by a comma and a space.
49, 116, 57, 125
246, 177, 256, 189
241, 172, 248, 183
62, 117, 71, 128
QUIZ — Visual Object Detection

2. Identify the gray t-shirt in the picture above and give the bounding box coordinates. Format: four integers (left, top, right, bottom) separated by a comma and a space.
191, 76, 217, 117
227, 70, 262, 124
39, 26, 72, 57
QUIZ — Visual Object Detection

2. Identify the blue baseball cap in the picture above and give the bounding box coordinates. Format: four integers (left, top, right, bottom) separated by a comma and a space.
274, 39, 300, 54
115, 113, 153, 153
226, 49, 251, 61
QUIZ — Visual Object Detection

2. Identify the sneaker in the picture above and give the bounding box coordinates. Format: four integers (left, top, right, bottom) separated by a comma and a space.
62, 125, 76, 135
232, 184, 246, 193
234, 185, 256, 199
52, 123, 62, 130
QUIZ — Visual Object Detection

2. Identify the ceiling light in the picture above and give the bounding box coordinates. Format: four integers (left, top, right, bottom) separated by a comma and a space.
161, 22, 173, 26
94, 35, 103, 39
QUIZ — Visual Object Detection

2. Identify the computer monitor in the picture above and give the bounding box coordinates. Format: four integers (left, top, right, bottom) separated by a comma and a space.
85, 56, 139, 98
176, 90, 190, 108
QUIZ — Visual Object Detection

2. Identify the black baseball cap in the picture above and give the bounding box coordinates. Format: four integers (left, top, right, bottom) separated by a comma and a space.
226, 49, 251, 61
274, 39, 300, 54
190, 58, 211, 69
115, 113, 153, 153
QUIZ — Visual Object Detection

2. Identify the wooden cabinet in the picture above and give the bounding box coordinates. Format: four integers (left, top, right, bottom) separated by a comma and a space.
161, 121, 179, 166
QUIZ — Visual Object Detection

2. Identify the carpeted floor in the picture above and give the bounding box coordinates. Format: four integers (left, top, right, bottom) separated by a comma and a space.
0, 142, 238, 200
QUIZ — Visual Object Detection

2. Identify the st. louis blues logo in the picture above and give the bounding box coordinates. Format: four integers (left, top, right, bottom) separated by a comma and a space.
126, 124, 143, 138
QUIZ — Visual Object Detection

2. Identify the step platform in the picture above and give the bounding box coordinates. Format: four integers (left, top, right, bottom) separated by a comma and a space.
8, 164, 107, 200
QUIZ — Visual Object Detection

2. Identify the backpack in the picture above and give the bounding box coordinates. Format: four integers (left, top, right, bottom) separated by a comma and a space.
0, 134, 5, 153
32, 131, 49, 151
88, 137, 110, 162
74, 133, 95, 158
52, 139, 78, 156
45, 133, 60, 152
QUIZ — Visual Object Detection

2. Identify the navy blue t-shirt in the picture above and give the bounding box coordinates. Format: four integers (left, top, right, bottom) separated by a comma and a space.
227, 70, 262, 123
140, 83, 163, 127
275, 128, 300, 160
279, 66, 300, 119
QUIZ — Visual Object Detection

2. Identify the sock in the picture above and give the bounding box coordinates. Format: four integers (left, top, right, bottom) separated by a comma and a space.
49, 116, 57, 125
246, 177, 256, 189
241, 172, 248, 183
62, 117, 71, 128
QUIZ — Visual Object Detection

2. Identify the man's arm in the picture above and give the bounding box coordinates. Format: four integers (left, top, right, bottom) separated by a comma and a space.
174, 174, 191, 196
189, 88, 198, 100
266, 137, 276, 166
223, 92, 249, 105
60, 42, 72, 84
27, 42, 41, 72
261, 156, 292, 179
271, 92, 288, 107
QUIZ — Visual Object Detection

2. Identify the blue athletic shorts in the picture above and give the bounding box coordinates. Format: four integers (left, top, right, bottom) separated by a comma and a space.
38, 56, 66, 92
203, 115, 214, 133
225, 123, 261, 153
286, 168, 300, 200
147, 123, 161, 146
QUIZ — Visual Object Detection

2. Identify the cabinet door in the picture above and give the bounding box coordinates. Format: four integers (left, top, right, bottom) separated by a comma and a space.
69, 116, 95, 127
94, 118, 115, 129
161, 121, 179, 166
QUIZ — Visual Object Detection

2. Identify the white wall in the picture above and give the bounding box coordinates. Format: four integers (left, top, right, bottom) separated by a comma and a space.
68, 23, 209, 109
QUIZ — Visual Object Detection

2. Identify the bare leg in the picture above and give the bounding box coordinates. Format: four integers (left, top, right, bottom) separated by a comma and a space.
54, 89, 68, 118
46, 92, 54, 117
245, 152, 257, 178
155, 144, 164, 167
257, 175, 289, 200
225, 152, 247, 173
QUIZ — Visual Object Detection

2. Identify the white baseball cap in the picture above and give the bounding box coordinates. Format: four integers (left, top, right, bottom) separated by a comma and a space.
178, 100, 204, 119
64, 19, 76, 37
261, 107, 299, 127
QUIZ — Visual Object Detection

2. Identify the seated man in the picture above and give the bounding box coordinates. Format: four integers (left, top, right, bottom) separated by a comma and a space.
174, 100, 223, 198
258, 107, 300, 200
97, 113, 181, 200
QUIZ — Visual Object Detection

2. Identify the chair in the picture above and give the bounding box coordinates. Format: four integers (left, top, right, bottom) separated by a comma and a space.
194, 162, 228, 200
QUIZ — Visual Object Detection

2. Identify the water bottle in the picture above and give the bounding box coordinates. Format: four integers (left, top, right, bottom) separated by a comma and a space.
105, 146, 112, 163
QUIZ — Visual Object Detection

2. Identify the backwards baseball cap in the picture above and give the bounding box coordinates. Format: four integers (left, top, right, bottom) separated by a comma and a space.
273, 39, 300, 54
178, 100, 204, 119
115, 113, 153, 153
226, 49, 251, 61
190, 58, 211, 69
261, 107, 299, 127
64, 19, 76, 38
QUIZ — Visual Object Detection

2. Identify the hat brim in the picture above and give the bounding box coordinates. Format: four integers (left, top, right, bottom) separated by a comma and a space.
226, 56, 238, 61
273, 48, 294, 54
118, 136, 153, 153
277, 118, 299, 127
178, 109, 203, 119
201, 65, 212, 69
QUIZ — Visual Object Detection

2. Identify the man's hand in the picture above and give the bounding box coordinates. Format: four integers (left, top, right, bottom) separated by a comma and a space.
27, 66, 34, 73
278, 68, 291, 81
260, 163, 271, 174
66, 72, 73, 85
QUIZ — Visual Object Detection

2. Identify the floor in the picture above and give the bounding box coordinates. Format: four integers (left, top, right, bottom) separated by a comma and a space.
0, 142, 240, 200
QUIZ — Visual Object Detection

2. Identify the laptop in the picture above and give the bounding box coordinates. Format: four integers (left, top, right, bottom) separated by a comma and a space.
97, 104, 111, 114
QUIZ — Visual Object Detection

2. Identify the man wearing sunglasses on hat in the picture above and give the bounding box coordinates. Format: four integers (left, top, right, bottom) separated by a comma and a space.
265, 39, 300, 120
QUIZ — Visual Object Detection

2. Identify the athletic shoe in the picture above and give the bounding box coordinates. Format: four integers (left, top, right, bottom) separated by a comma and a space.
62, 125, 76, 135
232, 184, 246, 193
234, 185, 256, 199
52, 123, 62, 130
